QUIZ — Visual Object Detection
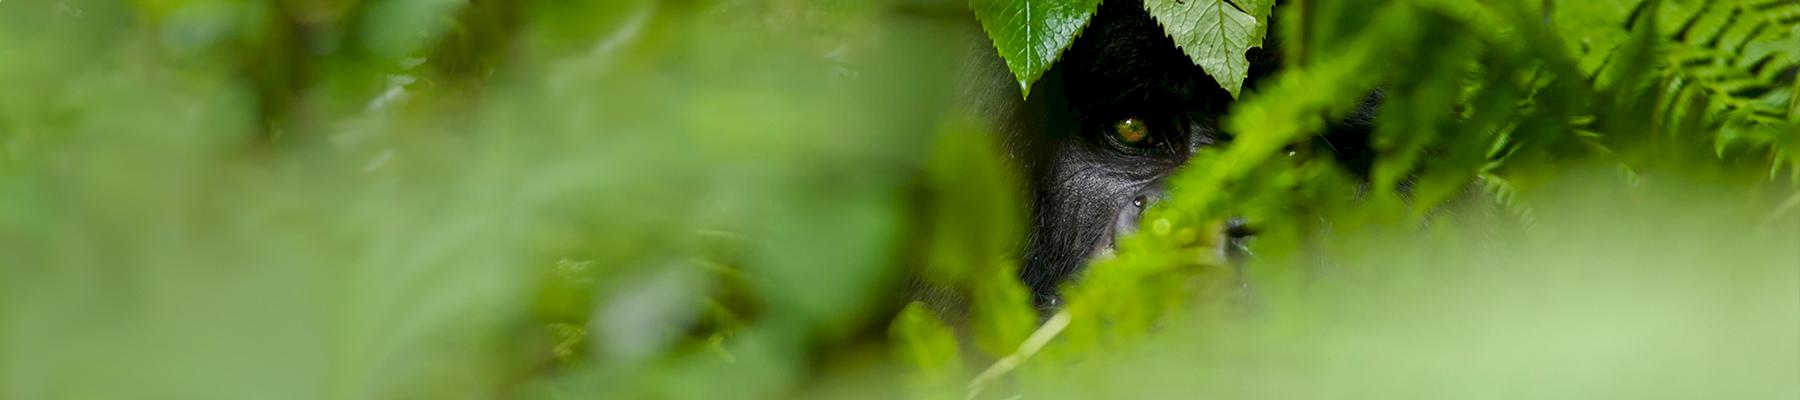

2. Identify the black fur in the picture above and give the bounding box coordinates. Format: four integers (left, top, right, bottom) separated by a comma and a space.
994, 0, 1380, 308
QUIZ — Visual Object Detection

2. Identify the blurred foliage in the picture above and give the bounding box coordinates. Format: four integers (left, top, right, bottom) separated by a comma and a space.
0, 0, 1796, 399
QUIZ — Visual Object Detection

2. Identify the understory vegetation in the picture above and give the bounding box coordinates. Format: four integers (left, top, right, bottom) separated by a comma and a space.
0, 0, 1796, 399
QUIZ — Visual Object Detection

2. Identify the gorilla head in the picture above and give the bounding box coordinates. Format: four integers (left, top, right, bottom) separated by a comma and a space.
992, 0, 1376, 308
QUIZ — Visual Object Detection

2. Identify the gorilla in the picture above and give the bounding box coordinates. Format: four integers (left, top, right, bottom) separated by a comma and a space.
962, 0, 1380, 309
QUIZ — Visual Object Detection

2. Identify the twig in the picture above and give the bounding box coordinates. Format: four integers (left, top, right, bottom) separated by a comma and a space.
965, 310, 1072, 400
1758, 190, 1800, 231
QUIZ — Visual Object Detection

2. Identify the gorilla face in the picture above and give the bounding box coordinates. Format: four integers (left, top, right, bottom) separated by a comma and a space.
1000, 0, 1373, 308
1011, 0, 1249, 307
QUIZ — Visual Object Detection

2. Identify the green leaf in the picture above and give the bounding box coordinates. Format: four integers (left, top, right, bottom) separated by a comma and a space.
1233, 0, 1275, 47
971, 0, 1103, 97
1791, 59, 1800, 121
890, 302, 965, 399
970, 263, 1039, 358
1144, 0, 1263, 97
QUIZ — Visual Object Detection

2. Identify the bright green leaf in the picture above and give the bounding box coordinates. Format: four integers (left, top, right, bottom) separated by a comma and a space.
1791, 63, 1800, 121
1145, 0, 1262, 97
970, 263, 1039, 358
890, 302, 964, 399
971, 0, 1103, 97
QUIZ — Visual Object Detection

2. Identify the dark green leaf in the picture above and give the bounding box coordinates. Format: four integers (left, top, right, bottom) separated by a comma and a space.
1145, 0, 1263, 97
971, 0, 1103, 97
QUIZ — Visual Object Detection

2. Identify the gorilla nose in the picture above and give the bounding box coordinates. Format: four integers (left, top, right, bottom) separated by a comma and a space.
1108, 188, 1256, 257
1112, 187, 1164, 242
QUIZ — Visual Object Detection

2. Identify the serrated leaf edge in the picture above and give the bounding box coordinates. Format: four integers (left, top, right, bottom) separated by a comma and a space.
969, 0, 1103, 98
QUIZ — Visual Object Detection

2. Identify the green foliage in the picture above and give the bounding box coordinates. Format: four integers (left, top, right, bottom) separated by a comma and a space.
945, 0, 1800, 397
891, 303, 964, 399
913, 117, 1039, 359
972, 0, 1272, 96
0, 0, 1796, 399
970, 0, 1103, 96
1653, 0, 1800, 181
1144, 0, 1273, 97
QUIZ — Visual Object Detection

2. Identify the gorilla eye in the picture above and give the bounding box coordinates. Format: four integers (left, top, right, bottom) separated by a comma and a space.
1113, 118, 1151, 145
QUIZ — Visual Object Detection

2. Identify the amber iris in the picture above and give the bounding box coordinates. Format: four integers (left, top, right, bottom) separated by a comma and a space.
1114, 118, 1149, 144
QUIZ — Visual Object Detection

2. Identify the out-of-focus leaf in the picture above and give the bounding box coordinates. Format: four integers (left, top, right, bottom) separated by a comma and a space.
919, 118, 1021, 287
914, 116, 1035, 358
891, 303, 964, 400
970, 263, 1039, 358
361, 0, 470, 60
1369, 15, 1480, 198
1791, 66, 1800, 120
590, 261, 708, 363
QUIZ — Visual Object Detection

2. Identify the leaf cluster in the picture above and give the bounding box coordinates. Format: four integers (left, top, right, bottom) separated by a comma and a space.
909, 0, 1800, 397
973, 0, 1274, 97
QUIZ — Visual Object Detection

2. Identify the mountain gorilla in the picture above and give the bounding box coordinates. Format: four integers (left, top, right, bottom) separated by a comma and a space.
964, 0, 1379, 309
